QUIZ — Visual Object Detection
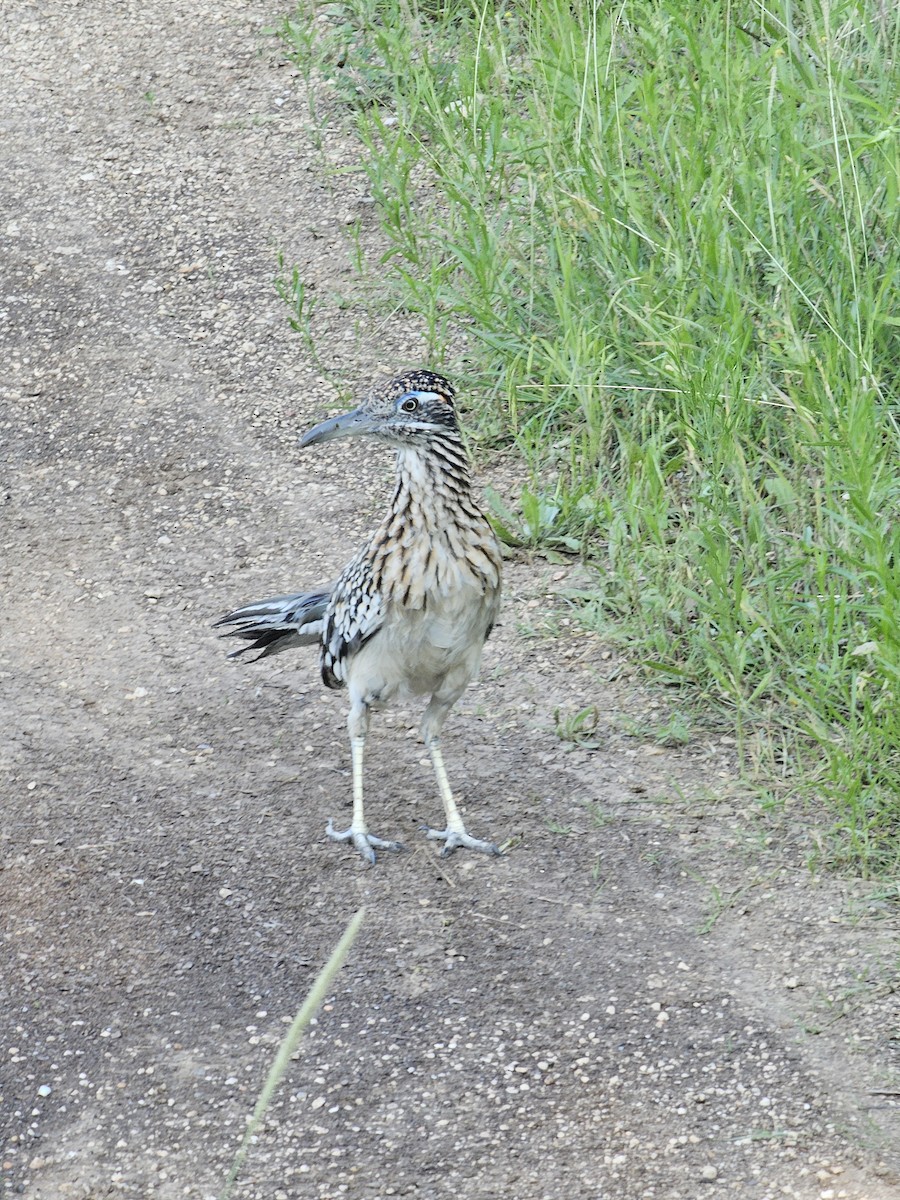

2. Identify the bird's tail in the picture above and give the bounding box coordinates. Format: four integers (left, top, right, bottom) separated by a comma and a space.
214, 588, 331, 660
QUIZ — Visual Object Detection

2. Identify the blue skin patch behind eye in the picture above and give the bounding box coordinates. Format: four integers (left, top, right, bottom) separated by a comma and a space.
399, 390, 441, 403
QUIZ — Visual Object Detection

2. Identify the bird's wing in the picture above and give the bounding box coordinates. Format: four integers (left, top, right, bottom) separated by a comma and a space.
321, 551, 385, 688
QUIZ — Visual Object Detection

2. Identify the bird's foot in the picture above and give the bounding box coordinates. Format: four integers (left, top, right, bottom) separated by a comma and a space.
326, 819, 403, 865
424, 825, 502, 858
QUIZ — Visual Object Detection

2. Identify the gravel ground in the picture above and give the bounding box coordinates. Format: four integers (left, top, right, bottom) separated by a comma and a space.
1, 3, 898, 1198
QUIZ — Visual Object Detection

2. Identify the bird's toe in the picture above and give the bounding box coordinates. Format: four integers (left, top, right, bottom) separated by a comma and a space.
424, 825, 502, 857
326, 820, 403, 864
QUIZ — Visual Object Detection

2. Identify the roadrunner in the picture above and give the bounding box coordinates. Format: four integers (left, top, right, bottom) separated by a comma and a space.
215, 370, 503, 863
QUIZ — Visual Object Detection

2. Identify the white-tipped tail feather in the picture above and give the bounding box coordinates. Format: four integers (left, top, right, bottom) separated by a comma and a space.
214, 589, 331, 660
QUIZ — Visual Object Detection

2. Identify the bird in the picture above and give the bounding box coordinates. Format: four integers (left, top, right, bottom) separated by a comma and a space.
215, 369, 503, 864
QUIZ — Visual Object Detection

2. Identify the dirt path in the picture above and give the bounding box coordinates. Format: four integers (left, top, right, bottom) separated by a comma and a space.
1, 4, 897, 1198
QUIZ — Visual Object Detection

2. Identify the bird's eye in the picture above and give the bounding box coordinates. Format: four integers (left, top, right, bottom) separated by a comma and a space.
400, 395, 419, 413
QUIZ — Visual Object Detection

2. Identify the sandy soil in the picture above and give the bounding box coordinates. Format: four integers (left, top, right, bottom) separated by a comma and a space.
1, 3, 898, 1198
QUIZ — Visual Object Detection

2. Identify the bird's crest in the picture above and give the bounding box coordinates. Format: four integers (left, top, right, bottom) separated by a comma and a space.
374, 369, 456, 408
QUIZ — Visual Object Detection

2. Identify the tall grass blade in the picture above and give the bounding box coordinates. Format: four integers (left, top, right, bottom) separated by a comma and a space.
220, 907, 366, 1199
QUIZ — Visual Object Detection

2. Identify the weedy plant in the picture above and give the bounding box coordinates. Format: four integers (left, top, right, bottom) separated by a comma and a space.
281, 0, 900, 874
274, 249, 319, 357
554, 703, 603, 750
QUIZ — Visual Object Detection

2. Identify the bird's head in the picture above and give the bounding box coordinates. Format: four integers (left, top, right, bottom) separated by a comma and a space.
300, 370, 460, 450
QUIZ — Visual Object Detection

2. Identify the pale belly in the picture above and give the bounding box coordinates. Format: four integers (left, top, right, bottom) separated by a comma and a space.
347, 586, 497, 704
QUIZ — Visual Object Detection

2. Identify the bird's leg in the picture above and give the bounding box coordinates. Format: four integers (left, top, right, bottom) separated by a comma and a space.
422, 728, 501, 858
326, 700, 403, 864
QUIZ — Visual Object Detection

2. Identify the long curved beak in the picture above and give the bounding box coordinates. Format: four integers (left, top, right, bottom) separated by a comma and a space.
300, 406, 378, 448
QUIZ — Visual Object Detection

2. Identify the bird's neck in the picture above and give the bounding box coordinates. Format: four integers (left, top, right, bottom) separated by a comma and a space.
391, 436, 479, 528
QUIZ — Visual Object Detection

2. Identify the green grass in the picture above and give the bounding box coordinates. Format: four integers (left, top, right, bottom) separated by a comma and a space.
281, 0, 900, 874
